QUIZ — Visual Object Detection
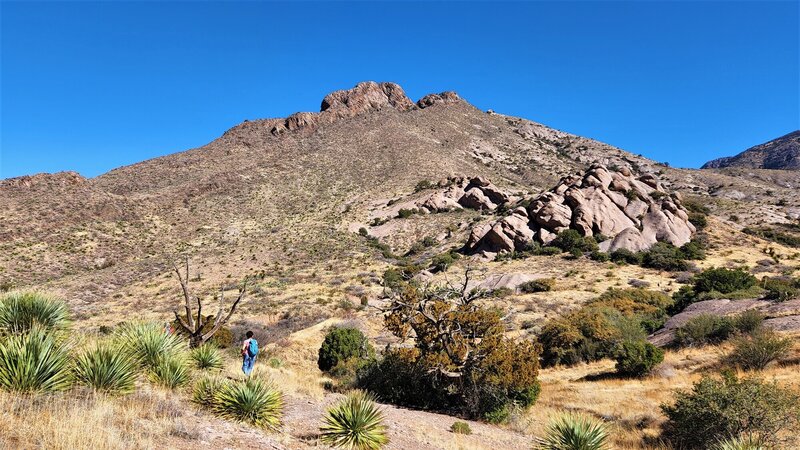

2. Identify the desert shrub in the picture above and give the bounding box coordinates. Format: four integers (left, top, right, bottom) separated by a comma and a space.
190, 344, 224, 370
192, 374, 225, 407
641, 242, 688, 271
520, 278, 555, 293
661, 374, 800, 449
731, 309, 765, 334
674, 314, 735, 347
610, 249, 642, 265
727, 329, 792, 370
540, 288, 672, 366
397, 208, 418, 219
538, 309, 617, 367
171, 314, 233, 348
762, 276, 799, 301
0, 291, 70, 334
431, 252, 459, 272
537, 413, 610, 450
693, 268, 757, 295
73, 344, 137, 394
320, 390, 388, 449
318, 327, 374, 373
670, 268, 760, 314
539, 246, 562, 256
450, 421, 472, 435
212, 376, 284, 430
551, 230, 598, 254
358, 227, 369, 237
0, 326, 72, 393
589, 251, 610, 262
679, 239, 707, 260
115, 322, 185, 370
688, 212, 708, 230
614, 340, 664, 377
148, 354, 189, 389
414, 179, 434, 192
360, 282, 541, 421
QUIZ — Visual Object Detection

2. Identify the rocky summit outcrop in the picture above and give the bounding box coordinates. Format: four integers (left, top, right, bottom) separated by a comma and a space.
222, 81, 417, 139
466, 165, 695, 256
416, 91, 462, 109
416, 176, 511, 213
702, 130, 800, 170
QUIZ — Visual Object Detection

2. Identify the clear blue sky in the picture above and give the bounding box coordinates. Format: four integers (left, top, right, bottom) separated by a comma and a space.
2, 1, 798, 178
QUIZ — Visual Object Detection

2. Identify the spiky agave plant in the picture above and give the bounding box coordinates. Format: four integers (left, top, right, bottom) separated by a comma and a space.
73, 343, 138, 394
192, 374, 226, 407
0, 291, 70, 334
115, 322, 185, 370
0, 326, 72, 393
148, 354, 190, 389
537, 413, 610, 450
212, 376, 284, 430
320, 391, 389, 450
712, 435, 767, 450
190, 344, 223, 370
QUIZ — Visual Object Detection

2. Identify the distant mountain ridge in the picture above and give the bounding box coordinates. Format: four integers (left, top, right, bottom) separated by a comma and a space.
702, 130, 800, 170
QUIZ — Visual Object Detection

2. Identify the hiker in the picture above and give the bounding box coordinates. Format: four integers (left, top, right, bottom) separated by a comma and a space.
241, 330, 258, 376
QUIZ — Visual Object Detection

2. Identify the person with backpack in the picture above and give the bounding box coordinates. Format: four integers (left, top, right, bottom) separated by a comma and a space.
241, 330, 258, 376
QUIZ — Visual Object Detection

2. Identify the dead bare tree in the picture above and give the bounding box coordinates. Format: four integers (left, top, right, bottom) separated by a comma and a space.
170, 257, 247, 348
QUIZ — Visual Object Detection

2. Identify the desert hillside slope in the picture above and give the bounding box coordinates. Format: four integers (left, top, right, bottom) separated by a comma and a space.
2, 82, 800, 316
702, 130, 800, 170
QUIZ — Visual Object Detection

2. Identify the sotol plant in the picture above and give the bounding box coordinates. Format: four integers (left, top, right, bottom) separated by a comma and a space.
73, 344, 138, 394
0, 326, 72, 393
115, 322, 185, 370
192, 374, 225, 407
190, 344, 224, 370
0, 291, 70, 334
148, 354, 190, 389
320, 391, 388, 450
537, 413, 610, 450
713, 435, 767, 450
212, 376, 284, 430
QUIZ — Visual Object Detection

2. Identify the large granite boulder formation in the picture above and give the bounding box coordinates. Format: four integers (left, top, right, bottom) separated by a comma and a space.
466, 165, 695, 256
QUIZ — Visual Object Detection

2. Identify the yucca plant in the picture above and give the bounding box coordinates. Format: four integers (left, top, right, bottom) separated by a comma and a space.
212, 376, 284, 430
537, 413, 610, 450
115, 322, 185, 370
192, 374, 226, 407
73, 344, 137, 394
0, 291, 70, 334
0, 326, 72, 393
713, 435, 767, 450
190, 344, 223, 370
320, 391, 389, 450
148, 354, 190, 389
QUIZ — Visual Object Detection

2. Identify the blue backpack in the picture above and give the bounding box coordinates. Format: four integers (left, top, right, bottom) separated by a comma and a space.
248, 339, 259, 357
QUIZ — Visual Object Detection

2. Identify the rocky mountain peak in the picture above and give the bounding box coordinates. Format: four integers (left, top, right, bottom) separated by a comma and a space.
320, 81, 414, 114
220, 82, 464, 142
